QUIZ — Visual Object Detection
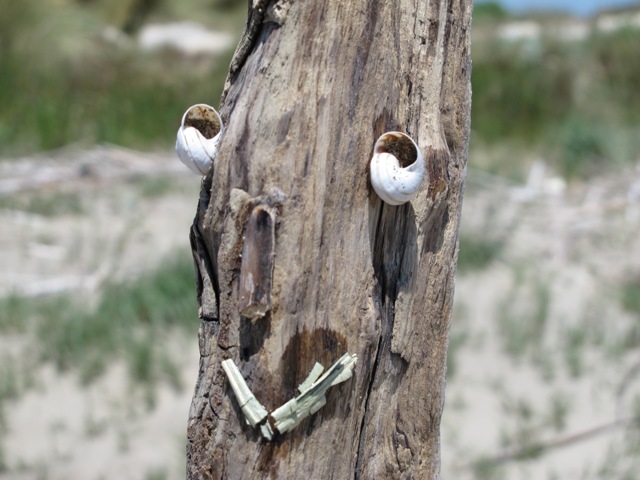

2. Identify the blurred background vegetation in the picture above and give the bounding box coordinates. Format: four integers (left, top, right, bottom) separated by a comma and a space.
1, 0, 639, 180
472, 2, 640, 180
0, 0, 244, 156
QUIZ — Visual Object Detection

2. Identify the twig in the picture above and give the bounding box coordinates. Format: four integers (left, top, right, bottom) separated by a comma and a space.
477, 417, 638, 466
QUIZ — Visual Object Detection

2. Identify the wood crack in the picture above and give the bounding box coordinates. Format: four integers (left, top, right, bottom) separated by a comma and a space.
190, 174, 220, 322
354, 330, 383, 480
221, 0, 270, 105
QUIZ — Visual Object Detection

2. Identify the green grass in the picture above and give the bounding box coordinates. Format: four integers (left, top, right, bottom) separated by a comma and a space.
0, 354, 39, 454
0, 295, 35, 333
145, 468, 169, 480
497, 278, 551, 364
41, 254, 197, 383
621, 277, 640, 316
547, 393, 569, 432
0, 48, 235, 155
135, 175, 176, 198
0, 253, 197, 387
473, 2, 511, 24
0, 358, 20, 405
446, 328, 469, 380
457, 234, 503, 272
0, 191, 84, 217
563, 325, 587, 377
606, 276, 640, 356
472, 40, 574, 146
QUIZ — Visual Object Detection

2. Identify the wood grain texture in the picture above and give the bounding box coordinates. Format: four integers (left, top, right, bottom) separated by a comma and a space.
187, 0, 472, 478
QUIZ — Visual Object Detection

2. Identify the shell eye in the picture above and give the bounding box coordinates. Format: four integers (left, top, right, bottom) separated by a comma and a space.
370, 131, 425, 205
175, 104, 224, 176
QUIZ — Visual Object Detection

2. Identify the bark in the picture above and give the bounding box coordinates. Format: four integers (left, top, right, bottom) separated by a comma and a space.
187, 0, 472, 478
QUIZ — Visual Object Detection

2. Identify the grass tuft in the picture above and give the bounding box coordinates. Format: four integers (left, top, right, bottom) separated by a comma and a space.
457, 235, 503, 272
621, 277, 640, 316
0, 253, 197, 390
0, 191, 84, 217
38, 254, 197, 384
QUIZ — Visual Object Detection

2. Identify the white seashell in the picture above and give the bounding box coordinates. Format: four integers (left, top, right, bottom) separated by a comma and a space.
175, 103, 224, 175
370, 131, 425, 205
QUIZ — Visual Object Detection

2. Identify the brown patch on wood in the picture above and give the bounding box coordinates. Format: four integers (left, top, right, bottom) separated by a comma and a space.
281, 327, 347, 399
238, 204, 276, 319
426, 146, 450, 199
252, 328, 350, 477
239, 313, 271, 360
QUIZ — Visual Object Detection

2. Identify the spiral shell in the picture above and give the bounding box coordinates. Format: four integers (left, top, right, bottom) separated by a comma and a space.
175, 104, 224, 175
370, 131, 425, 205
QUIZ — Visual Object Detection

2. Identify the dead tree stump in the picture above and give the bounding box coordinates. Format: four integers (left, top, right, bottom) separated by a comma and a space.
187, 0, 472, 478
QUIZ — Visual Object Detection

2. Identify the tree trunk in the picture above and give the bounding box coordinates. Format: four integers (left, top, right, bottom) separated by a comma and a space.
187, 0, 472, 478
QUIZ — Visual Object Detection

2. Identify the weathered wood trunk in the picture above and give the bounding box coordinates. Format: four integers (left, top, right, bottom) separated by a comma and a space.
187, 0, 472, 478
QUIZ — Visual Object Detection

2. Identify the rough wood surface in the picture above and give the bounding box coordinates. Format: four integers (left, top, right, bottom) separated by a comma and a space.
187, 0, 472, 478
238, 202, 276, 319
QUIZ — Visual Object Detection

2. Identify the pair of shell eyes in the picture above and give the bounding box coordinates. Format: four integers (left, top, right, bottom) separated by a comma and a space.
175, 105, 425, 205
